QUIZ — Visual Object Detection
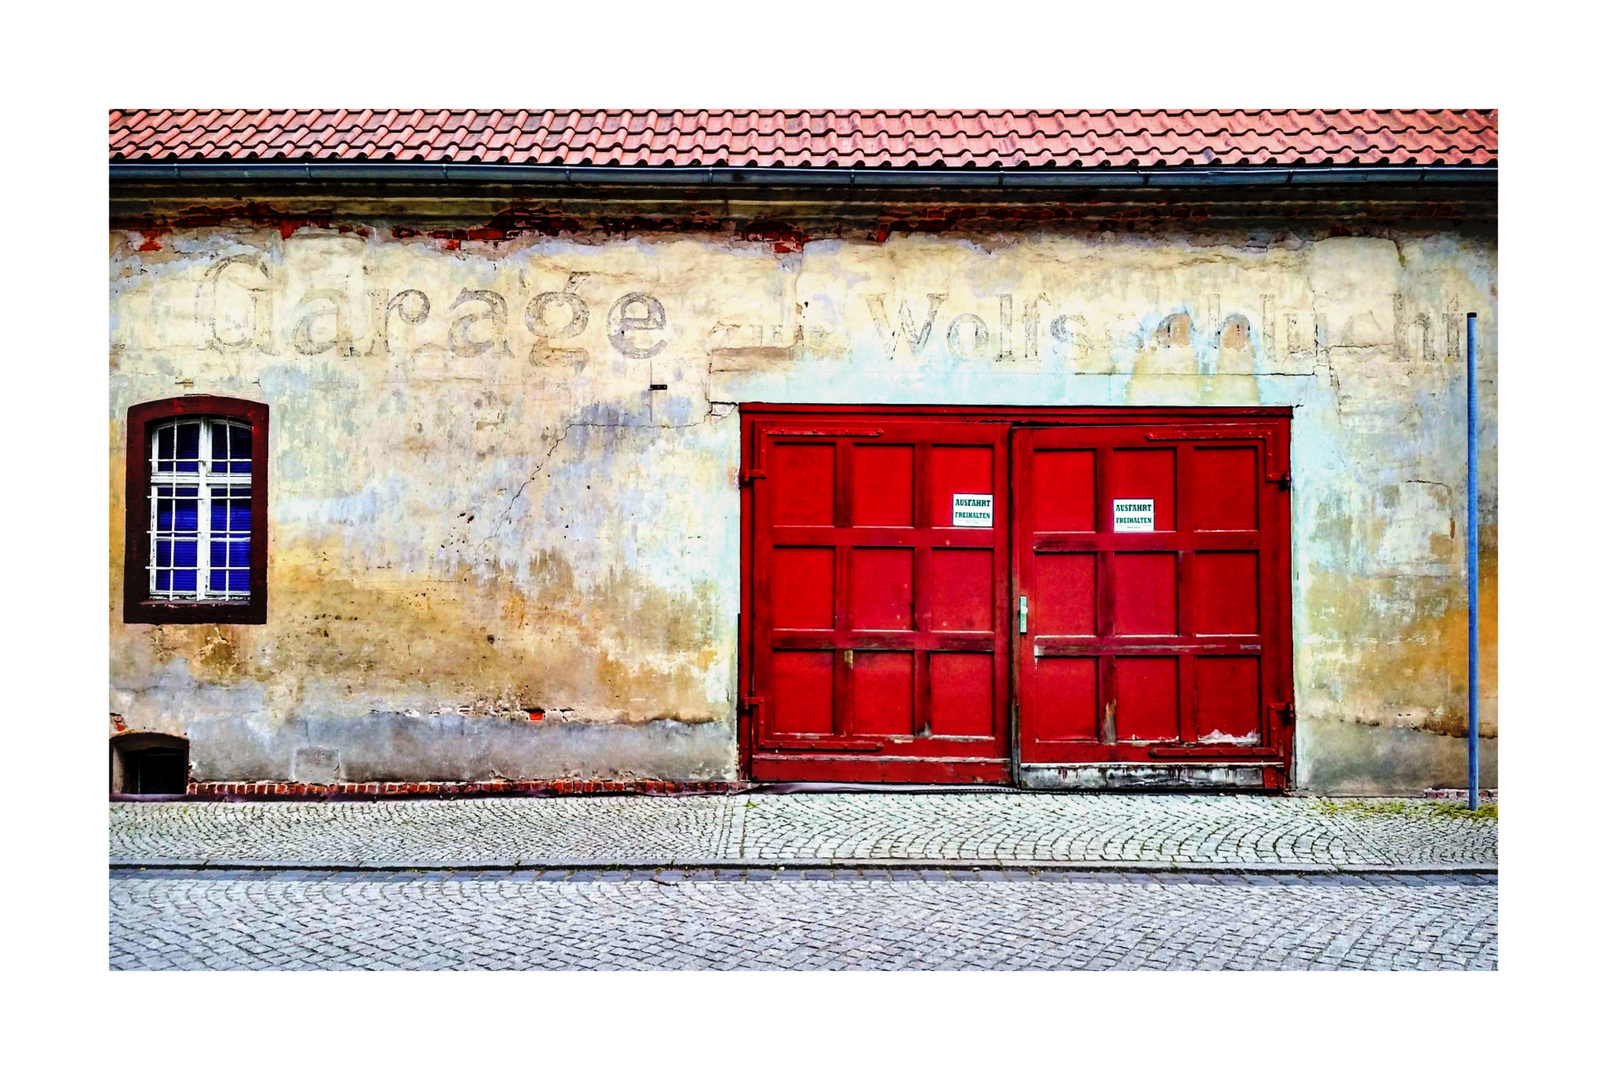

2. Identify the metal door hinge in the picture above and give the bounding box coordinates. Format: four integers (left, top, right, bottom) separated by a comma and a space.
1276, 470, 1292, 491
1273, 701, 1295, 726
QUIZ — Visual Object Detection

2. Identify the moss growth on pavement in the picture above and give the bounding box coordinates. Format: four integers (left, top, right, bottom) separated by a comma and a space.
1315, 799, 1497, 822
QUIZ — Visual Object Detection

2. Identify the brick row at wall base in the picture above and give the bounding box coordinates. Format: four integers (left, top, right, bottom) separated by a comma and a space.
163, 780, 755, 801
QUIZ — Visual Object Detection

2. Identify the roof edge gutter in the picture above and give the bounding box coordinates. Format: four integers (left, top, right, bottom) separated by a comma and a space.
109, 162, 1498, 188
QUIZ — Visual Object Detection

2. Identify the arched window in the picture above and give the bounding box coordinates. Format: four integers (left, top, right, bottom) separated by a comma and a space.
123, 397, 268, 623
110, 732, 190, 797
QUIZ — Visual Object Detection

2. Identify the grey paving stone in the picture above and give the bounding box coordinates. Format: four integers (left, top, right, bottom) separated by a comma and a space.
109, 869, 1496, 971
108, 794, 1497, 870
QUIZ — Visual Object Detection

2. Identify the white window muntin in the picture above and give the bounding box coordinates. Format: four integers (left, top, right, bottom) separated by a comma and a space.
148, 419, 252, 602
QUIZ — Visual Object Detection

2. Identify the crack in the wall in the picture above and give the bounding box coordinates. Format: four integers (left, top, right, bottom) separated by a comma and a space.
481, 396, 734, 550
484, 423, 580, 544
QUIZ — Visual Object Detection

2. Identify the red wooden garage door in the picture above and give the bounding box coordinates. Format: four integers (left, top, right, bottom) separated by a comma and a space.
742, 416, 1011, 782
1012, 421, 1292, 779
739, 407, 1292, 787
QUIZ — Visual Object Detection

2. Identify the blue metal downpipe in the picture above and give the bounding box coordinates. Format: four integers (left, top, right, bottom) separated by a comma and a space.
1467, 313, 1480, 810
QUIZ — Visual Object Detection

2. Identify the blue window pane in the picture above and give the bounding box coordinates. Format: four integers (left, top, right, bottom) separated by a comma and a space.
175, 425, 200, 469
230, 460, 252, 474
230, 540, 250, 564
158, 427, 174, 460
210, 568, 228, 591
211, 422, 230, 471
174, 503, 198, 532
233, 426, 251, 460
228, 569, 249, 591
211, 502, 228, 531
230, 503, 252, 532
172, 569, 196, 591
156, 540, 171, 565
156, 570, 170, 590
173, 541, 197, 567
157, 504, 172, 531
210, 541, 228, 567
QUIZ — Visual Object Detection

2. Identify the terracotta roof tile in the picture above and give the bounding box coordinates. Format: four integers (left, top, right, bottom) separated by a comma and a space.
109, 109, 1497, 167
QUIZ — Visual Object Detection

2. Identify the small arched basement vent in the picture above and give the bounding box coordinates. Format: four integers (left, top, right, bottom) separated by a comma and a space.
110, 733, 190, 796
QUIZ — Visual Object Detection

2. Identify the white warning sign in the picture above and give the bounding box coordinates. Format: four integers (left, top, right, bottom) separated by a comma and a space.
952, 493, 994, 528
1113, 498, 1156, 532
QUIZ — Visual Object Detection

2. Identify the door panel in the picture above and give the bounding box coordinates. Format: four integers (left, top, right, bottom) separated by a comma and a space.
747, 417, 1011, 782
1013, 422, 1290, 773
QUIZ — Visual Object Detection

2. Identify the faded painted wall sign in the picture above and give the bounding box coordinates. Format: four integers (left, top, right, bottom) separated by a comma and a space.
953, 494, 994, 528
1113, 499, 1155, 532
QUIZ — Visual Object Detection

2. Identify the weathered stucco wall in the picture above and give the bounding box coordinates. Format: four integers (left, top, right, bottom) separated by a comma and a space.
108, 201, 1496, 792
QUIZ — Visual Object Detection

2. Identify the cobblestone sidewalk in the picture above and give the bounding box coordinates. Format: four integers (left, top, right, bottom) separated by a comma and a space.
110, 793, 1497, 870
108, 868, 1498, 970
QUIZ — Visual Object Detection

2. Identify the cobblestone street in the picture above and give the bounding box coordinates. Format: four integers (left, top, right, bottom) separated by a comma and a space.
108, 867, 1497, 970
110, 793, 1497, 870
109, 794, 1496, 970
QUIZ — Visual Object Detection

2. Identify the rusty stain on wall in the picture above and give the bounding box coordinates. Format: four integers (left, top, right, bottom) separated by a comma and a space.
108, 201, 1497, 792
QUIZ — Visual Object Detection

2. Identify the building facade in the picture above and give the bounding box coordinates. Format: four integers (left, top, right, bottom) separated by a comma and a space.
108, 110, 1498, 795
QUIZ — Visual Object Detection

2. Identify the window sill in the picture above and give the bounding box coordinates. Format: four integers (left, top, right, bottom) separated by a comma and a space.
123, 599, 265, 625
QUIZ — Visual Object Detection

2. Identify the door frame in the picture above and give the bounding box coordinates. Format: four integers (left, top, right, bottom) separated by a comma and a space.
738, 404, 1295, 788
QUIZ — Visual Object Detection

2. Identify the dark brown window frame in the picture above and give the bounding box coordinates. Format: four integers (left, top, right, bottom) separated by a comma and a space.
123, 395, 269, 624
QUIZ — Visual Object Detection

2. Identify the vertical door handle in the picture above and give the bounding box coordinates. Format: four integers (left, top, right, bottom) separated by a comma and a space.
1018, 594, 1028, 634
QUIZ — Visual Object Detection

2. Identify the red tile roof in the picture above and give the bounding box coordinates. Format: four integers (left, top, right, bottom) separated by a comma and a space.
109, 109, 1497, 168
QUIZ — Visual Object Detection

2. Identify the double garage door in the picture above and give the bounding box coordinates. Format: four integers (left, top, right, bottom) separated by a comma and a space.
739, 406, 1293, 790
